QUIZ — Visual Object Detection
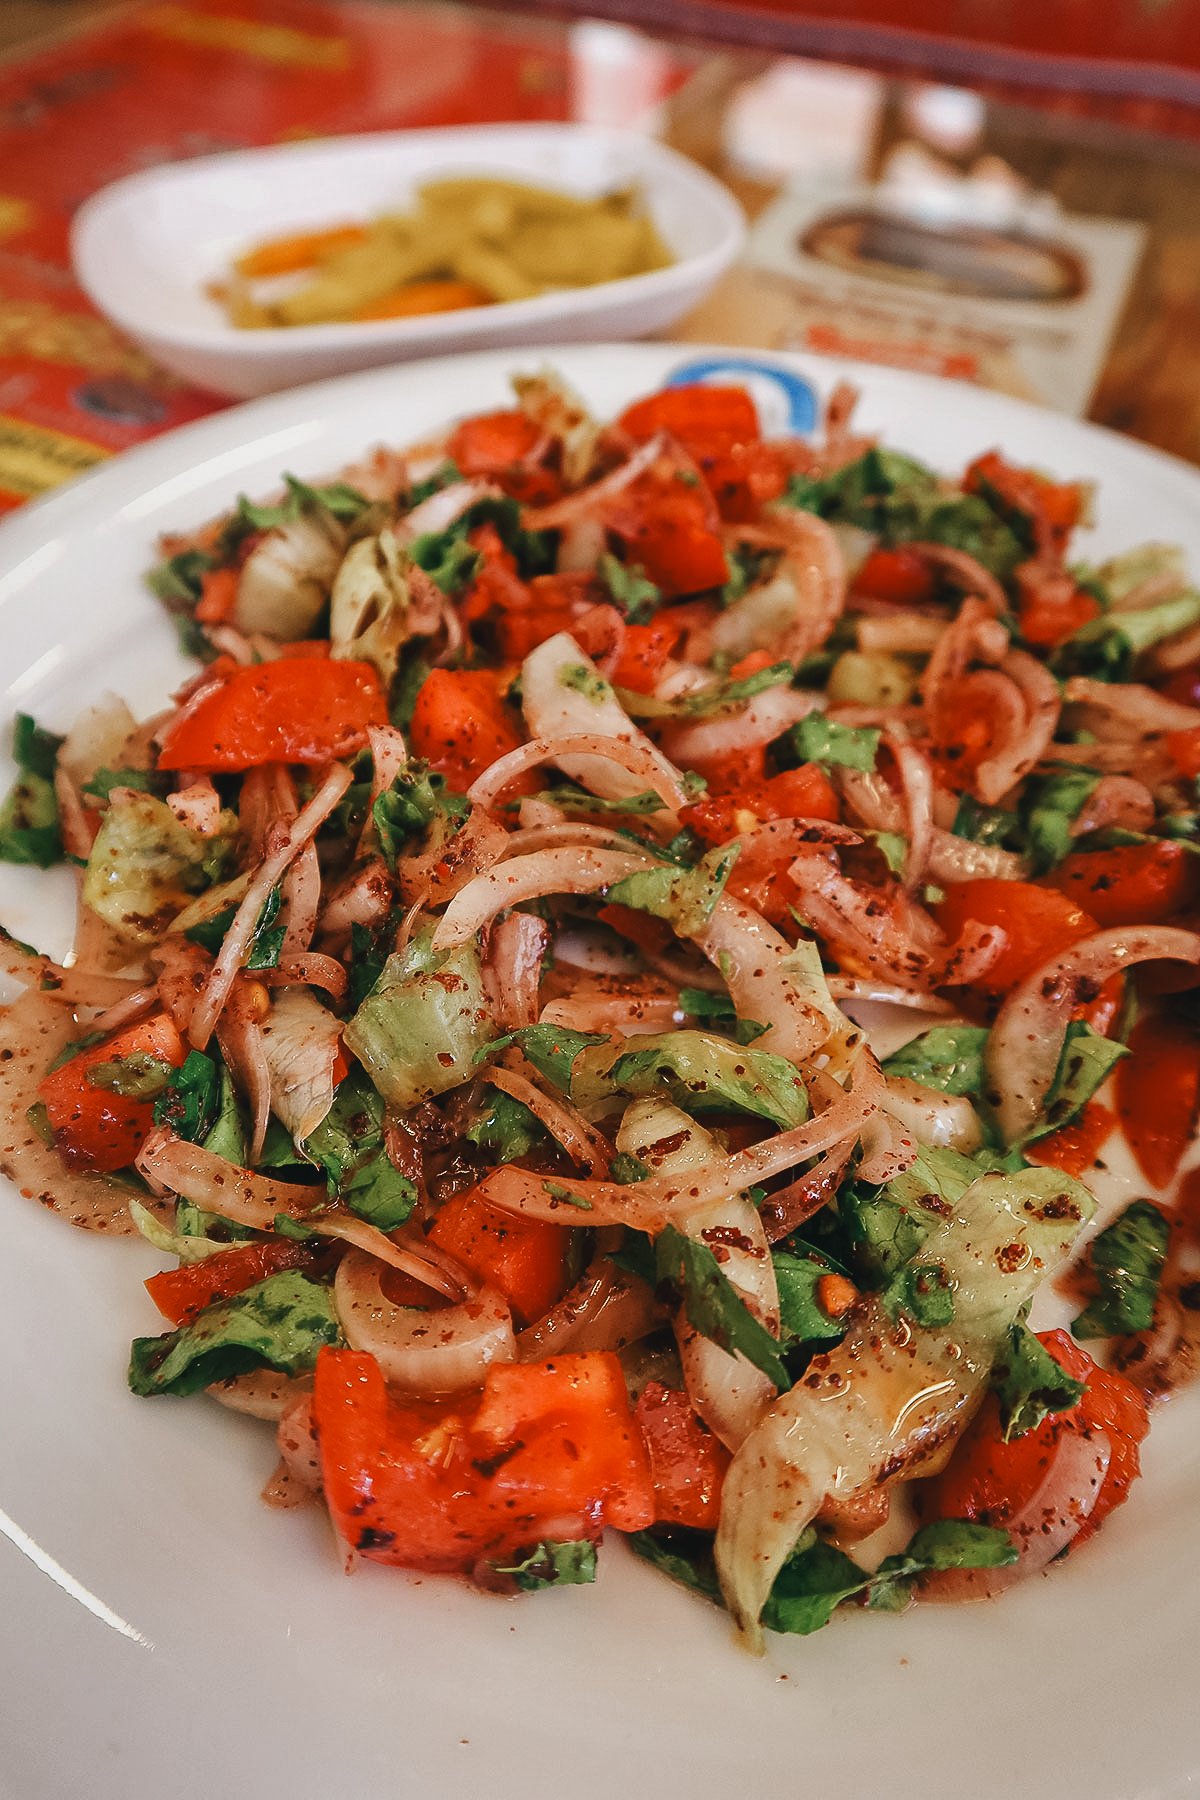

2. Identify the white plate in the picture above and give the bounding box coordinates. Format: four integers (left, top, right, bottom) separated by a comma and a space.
0, 345, 1197, 1800
70, 126, 744, 399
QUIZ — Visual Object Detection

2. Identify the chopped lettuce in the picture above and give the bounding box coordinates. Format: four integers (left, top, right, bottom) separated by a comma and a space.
344, 930, 489, 1109
128, 1198, 234, 1265
128, 1270, 342, 1396
605, 843, 737, 936
223, 473, 371, 548
654, 1224, 788, 1389
303, 1068, 415, 1229
1028, 1022, 1127, 1143
677, 987, 768, 1046
147, 545, 215, 607
1054, 590, 1200, 681
1021, 768, 1101, 874
466, 1087, 547, 1162
598, 552, 660, 623
185, 884, 284, 968
0, 711, 65, 868
631, 1517, 1015, 1635
478, 1023, 609, 1095
410, 493, 554, 596
574, 1030, 809, 1130
154, 1050, 247, 1164
788, 713, 880, 772
372, 763, 469, 869
882, 1026, 990, 1097
951, 793, 1020, 849
83, 789, 236, 944
772, 1246, 849, 1346
1073, 1199, 1169, 1340
991, 1322, 1086, 1439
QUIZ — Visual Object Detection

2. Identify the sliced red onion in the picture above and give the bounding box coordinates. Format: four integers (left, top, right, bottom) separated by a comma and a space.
927, 830, 1026, 885
521, 432, 667, 531
1063, 676, 1200, 736
217, 1001, 272, 1165
397, 805, 509, 909
539, 991, 680, 1036
515, 1256, 662, 1357
987, 925, 1200, 1144
662, 685, 820, 769
519, 635, 690, 806
474, 1053, 882, 1231
207, 1367, 311, 1422
0, 926, 141, 1006
972, 649, 1061, 804
469, 728, 686, 814
856, 614, 945, 655
882, 1074, 983, 1152
906, 541, 1008, 613
265, 953, 349, 1005
399, 478, 503, 539
166, 776, 222, 837
319, 857, 395, 942
921, 1424, 1111, 1602
189, 762, 353, 1050
258, 987, 343, 1144
709, 510, 847, 668
487, 1062, 611, 1174
919, 596, 1008, 704
430, 845, 651, 952
1071, 776, 1156, 838
483, 912, 548, 1029
334, 1250, 516, 1394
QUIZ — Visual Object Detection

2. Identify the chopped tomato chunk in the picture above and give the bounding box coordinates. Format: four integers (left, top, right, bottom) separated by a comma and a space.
39, 1012, 186, 1173
447, 409, 558, 504
408, 667, 525, 791
919, 1331, 1149, 1552
313, 1348, 654, 1572
426, 1187, 573, 1326
1026, 1100, 1116, 1178
932, 879, 1098, 996
157, 657, 386, 771
1046, 842, 1200, 928
852, 546, 934, 605
634, 1381, 728, 1529
682, 762, 839, 845
1117, 1011, 1200, 1190
145, 1239, 317, 1326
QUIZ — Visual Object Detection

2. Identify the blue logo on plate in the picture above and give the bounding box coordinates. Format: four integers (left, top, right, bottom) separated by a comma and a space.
665, 356, 818, 434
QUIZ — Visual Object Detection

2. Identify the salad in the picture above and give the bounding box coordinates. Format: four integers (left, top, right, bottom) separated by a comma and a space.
1, 371, 1197, 1652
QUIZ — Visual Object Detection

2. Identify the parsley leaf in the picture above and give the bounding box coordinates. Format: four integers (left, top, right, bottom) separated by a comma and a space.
598, 552, 661, 623
605, 842, 737, 936
493, 1540, 597, 1591
788, 713, 881, 772
465, 1087, 547, 1162
1073, 1199, 1170, 1339
882, 1026, 990, 1097
0, 711, 64, 867
991, 1322, 1086, 1439
477, 1024, 609, 1095
128, 1270, 341, 1397
654, 1224, 788, 1389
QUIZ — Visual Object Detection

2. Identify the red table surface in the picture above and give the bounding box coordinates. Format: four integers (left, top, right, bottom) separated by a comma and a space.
0, 0, 687, 516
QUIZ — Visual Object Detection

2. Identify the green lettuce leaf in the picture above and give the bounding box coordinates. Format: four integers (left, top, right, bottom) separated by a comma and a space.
1073, 1199, 1170, 1339
1021, 768, 1101, 875
185, 884, 284, 968
303, 1068, 414, 1229
655, 1224, 788, 1389
599, 552, 660, 623
991, 1322, 1086, 1439
1054, 591, 1200, 681
344, 930, 489, 1108
465, 1087, 547, 1161
772, 1246, 849, 1345
372, 763, 469, 869
578, 1030, 809, 1130
882, 1026, 990, 1097
0, 711, 65, 868
788, 713, 880, 772
677, 986, 768, 1045
605, 842, 737, 936
478, 1023, 609, 1095
1027, 1021, 1127, 1143
128, 1270, 342, 1397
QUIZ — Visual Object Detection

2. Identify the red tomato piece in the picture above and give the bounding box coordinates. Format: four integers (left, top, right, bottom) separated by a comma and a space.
447, 409, 559, 505
851, 546, 934, 605
919, 1331, 1149, 1554
601, 454, 729, 598
39, 1012, 186, 1173
1117, 1011, 1200, 1190
408, 667, 525, 791
609, 616, 685, 695
1026, 1100, 1116, 1178
932, 879, 1099, 997
966, 450, 1084, 551
313, 1348, 654, 1572
194, 565, 239, 625
619, 384, 760, 451
681, 762, 840, 846
157, 657, 387, 772
633, 1381, 728, 1529
1017, 578, 1102, 650
1167, 726, 1200, 780
426, 1187, 573, 1327
145, 1239, 317, 1326
596, 901, 675, 958
1046, 842, 1200, 928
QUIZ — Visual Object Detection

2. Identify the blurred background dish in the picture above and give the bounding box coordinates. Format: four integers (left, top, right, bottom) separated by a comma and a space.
69, 124, 745, 398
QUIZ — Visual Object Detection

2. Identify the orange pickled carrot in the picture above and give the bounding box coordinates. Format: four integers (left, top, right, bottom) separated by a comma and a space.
353, 279, 490, 321
235, 225, 368, 279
